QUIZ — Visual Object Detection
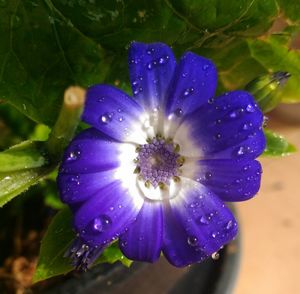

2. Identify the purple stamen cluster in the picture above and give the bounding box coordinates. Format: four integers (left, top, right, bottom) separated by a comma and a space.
136, 137, 181, 188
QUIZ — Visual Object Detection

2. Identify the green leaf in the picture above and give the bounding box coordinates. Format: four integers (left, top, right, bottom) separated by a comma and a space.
245, 72, 291, 113
0, 140, 54, 207
0, 166, 52, 207
1, 0, 282, 125
278, 0, 300, 23
263, 129, 296, 156
247, 36, 300, 103
33, 208, 132, 283
0, 141, 47, 172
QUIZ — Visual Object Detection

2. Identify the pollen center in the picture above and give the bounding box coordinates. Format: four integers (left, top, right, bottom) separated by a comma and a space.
135, 137, 183, 188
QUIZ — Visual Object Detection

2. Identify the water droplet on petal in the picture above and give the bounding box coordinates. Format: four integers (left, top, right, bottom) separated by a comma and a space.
93, 215, 112, 233
214, 133, 221, 140
174, 108, 183, 117
226, 220, 233, 230
204, 172, 212, 180
203, 64, 210, 71
120, 240, 127, 248
246, 104, 255, 113
183, 87, 194, 97
236, 146, 245, 156
100, 113, 112, 124
242, 122, 253, 130
159, 56, 169, 64
147, 62, 153, 70
146, 47, 155, 55
208, 97, 215, 104
199, 215, 210, 225
67, 148, 81, 161
211, 232, 217, 238
187, 236, 198, 247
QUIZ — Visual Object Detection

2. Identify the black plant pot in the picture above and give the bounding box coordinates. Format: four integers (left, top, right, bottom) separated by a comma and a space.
43, 235, 240, 294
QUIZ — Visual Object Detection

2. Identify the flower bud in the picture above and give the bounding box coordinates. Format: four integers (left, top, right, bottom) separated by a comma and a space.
245, 72, 291, 113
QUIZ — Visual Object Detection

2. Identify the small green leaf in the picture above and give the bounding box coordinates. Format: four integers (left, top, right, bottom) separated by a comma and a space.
33, 208, 132, 283
0, 167, 52, 207
247, 36, 300, 103
33, 208, 75, 283
0, 140, 54, 207
263, 129, 296, 156
245, 72, 291, 113
0, 141, 47, 172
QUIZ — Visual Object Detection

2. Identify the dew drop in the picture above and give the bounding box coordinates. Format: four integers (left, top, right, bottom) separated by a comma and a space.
243, 164, 250, 171
100, 113, 112, 124
118, 116, 124, 122
203, 64, 210, 71
159, 56, 169, 64
246, 104, 255, 113
147, 62, 153, 70
236, 146, 245, 156
211, 232, 217, 238
120, 240, 127, 248
146, 48, 155, 55
214, 133, 221, 140
242, 122, 253, 130
174, 108, 183, 117
187, 236, 198, 247
93, 215, 112, 233
204, 172, 212, 180
208, 97, 215, 104
67, 148, 81, 161
199, 215, 210, 225
183, 87, 194, 97
226, 220, 233, 230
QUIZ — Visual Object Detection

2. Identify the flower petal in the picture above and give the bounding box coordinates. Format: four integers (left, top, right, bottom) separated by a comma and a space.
175, 91, 265, 159
194, 159, 262, 201
165, 52, 217, 118
58, 170, 117, 204
162, 179, 237, 267
82, 85, 146, 143
119, 200, 163, 263
128, 41, 176, 110
59, 128, 123, 174
74, 181, 144, 247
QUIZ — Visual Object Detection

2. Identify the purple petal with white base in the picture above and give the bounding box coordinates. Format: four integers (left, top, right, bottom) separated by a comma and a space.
58, 170, 118, 204
129, 42, 176, 110
175, 91, 265, 159
74, 181, 143, 247
162, 179, 237, 267
165, 52, 217, 118
59, 128, 123, 174
119, 201, 163, 262
194, 159, 262, 201
82, 85, 145, 143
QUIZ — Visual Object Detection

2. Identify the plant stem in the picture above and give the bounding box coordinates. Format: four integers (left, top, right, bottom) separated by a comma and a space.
46, 86, 86, 162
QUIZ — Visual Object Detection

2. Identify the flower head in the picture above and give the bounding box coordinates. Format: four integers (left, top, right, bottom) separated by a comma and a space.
58, 42, 265, 270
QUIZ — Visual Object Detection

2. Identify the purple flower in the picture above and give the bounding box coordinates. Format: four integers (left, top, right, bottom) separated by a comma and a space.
58, 42, 265, 270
